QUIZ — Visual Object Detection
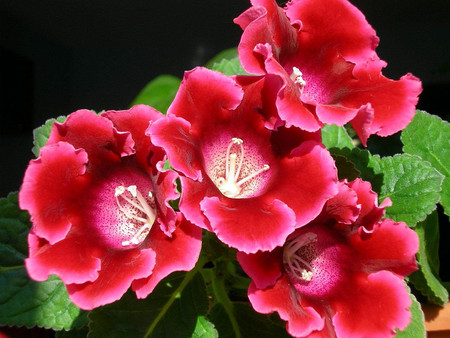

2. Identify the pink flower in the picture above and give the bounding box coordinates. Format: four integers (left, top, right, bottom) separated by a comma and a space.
238, 179, 419, 337
235, 0, 422, 145
149, 67, 338, 253
19, 105, 202, 310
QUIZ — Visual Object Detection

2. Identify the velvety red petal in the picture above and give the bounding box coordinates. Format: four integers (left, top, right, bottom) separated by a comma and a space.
168, 67, 243, 132
179, 177, 216, 231
285, 0, 379, 64
19, 142, 90, 244
349, 219, 419, 276
47, 109, 135, 168
201, 196, 296, 253
324, 180, 360, 224
66, 248, 156, 310
347, 178, 386, 231
25, 231, 102, 284
102, 104, 164, 169
153, 169, 180, 237
346, 65, 422, 140
248, 275, 324, 337
237, 250, 282, 289
254, 43, 321, 131
235, 0, 299, 75
332, 271, 412, 337
267, 141, 338, 227
149, 115, 203, 181
132, 216, 202, 298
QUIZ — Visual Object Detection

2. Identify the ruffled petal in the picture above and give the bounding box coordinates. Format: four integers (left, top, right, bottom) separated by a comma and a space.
132, 216, 202, 298
47, 109, 135, 168
179, 177, 216, 231
332, 271, 412, 337
201, 196, 296, 253
248, 275, 324, 337
168, 67, 243, 131
324, 180, 360, 224
285, 0, 379, 64
102, 104, 164, 169
25, 231, 102, 285
66, 248, 156, 310
237, 250, 282, 289
19, 142, 90, 244
267, 141, 338, 227
149, 115, 203, 181
349, 219, 419, 276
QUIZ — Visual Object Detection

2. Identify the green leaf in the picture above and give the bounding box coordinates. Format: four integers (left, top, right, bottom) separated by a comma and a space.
395, 285, 426, 338
204, 48, 239, 69
32, 116, 67, 157
0, 193, 87, 330
191, 316, 218, 338
373, 154, 444, 226
401, 110, 450, 216
210, 57, 249, 76
88, 271, 208, 338
409, 212, 449, 306
321, 124, 355, 150
130, 75, 181, 114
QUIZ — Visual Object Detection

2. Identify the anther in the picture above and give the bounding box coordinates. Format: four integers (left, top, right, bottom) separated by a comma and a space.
291, 67, 306, 88
215, 138, 270, 198
283, 232, 317, 282
114, 185, 157, 247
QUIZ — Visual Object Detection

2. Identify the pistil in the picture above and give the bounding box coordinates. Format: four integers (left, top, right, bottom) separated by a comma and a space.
114, 185, 157, 247
215, 138, 270, 198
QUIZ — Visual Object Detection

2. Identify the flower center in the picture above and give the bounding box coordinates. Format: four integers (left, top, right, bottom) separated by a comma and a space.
214, 137, 270, 198
290, 67, 306, 89
283, 232, 317, 282
114, 185, 157, 247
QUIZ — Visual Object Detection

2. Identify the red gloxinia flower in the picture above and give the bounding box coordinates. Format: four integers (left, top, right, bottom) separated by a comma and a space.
235, 0, 422, 145
149, 67, 338, 253
237, 179, 419, 337
19, 106, 202, 310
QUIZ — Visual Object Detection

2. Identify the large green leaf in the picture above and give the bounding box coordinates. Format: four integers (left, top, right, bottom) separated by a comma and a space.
373, 154, 444, 226
32, 116, 67, 157
192, 316, 218, 338
88, 271, 209, 338
130, 75, 181, 114
409, 212, 449, 306
204, 48, 239, 69
401, 110, 450, 216
0, 193, 87, 330
395, 285, 426, 338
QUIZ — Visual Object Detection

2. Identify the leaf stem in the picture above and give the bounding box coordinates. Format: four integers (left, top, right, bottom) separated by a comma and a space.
210, 262, 242, 338
0, 265, 25, 274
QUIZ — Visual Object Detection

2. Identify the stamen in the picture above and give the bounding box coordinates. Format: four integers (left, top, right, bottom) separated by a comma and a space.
291, 67, 306, 88
215, 138, 270, 198
283, 232, 317, 282
114, 185, 157, 247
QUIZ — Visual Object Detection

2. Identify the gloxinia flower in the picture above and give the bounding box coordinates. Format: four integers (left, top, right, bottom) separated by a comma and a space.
234, 0, 422, 145
19, 106, 202, 310
238, 179, 419, 337
149, 67, 337, 253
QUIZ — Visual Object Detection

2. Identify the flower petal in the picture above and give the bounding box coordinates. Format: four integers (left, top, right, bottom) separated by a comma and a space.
248, 275, 324, 337
66, 248, 156, 310
201, 196, 296, 253
237, 250, 282, 289
350, 219, 419, 276
19, 142, 90, 244
25, 231, 102, 285
332, 271, 412, 337
132, 216, 202, 298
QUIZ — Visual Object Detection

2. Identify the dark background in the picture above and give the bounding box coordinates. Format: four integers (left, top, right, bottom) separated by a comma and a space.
1, 0, 449, 196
